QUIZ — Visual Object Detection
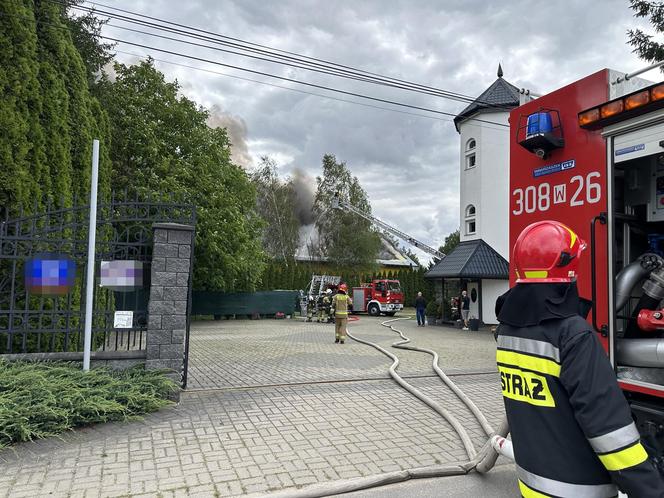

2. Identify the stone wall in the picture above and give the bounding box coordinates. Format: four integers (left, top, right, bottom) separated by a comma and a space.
146, 223, 194, 389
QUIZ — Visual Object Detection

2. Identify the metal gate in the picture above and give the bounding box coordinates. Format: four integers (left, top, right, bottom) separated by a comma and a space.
0, 193, 195, 357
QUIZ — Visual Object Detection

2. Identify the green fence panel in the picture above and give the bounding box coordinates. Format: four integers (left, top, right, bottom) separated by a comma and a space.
192, 290, 299, 316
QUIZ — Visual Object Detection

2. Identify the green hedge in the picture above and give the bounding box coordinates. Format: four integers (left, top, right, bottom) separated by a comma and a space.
257, 261, 434, 307
0, 361, 177, 448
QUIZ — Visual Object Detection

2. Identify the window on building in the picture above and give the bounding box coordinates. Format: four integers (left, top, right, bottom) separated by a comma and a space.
465, 204, 476, 235
466, 153, 476, 169
465, 138, 477, 170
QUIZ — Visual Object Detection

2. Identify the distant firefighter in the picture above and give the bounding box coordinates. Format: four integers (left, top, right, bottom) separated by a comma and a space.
306, 294, 316, 322
331, 284, 352, 344
317, 289, 332, 323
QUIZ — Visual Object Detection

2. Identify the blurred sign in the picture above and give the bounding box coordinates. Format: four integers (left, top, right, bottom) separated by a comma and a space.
113, 311, 133, 329
100, 260, 144, 291
25, 256, 76, 296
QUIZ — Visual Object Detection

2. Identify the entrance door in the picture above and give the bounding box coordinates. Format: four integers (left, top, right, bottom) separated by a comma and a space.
467, 282, 480, 320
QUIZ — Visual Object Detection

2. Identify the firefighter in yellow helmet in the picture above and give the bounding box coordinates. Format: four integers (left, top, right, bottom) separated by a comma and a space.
332, 283, 352, 344
496, 220, 664, 497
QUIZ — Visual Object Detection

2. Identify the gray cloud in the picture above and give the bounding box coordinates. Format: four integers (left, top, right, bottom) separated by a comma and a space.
108, 0, 654, 262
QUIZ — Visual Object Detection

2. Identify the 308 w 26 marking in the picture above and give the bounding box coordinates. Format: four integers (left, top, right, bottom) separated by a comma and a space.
512, 172, 601, 215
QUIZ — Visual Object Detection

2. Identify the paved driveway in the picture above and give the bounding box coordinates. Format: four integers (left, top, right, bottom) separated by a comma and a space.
0, 317, 513, 498
187, 317, 498, 389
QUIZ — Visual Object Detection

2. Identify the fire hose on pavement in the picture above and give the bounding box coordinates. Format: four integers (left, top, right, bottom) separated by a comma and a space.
266, 317, 511, 498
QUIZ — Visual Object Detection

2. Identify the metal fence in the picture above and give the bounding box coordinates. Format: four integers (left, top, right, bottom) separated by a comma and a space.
0, 193, 195, 355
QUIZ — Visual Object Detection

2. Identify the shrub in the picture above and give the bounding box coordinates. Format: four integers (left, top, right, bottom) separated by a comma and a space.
0, 361, 177, 448
425, 300, 439, 316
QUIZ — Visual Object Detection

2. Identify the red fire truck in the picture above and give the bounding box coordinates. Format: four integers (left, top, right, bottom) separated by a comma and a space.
351, 279, 404, 316
510, 68, 664, 468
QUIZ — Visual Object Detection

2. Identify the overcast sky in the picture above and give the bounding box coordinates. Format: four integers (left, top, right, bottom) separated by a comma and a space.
100, 0, 656, 263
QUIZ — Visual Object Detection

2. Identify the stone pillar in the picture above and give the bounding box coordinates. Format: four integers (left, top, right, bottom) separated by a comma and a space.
146, 223, 194, 389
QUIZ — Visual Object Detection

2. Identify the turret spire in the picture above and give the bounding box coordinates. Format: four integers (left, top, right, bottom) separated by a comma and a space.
497, 63, 504, 78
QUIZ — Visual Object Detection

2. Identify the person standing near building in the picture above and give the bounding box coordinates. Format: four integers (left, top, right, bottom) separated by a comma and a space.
497, 221, 664, 497
331, 283, 352, 344
415, 291, 426, 326
460, 290, 470, 330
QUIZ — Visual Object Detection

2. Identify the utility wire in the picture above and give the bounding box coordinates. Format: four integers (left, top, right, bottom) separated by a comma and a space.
115, 49, 509, 130
1, 7, 510, 128
60, 0, 521, 112
101, 34, 510, 127
105, 20, 454, 97
71, 0, 483, 104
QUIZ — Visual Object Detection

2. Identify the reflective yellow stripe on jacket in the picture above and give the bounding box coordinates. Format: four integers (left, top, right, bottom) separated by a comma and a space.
496, 336, 562, 408
588, 422, 648, 471
597, 442, 648, 471
496, 350, 561, 377
334, 294, 349, 316
516, 465, 617, 498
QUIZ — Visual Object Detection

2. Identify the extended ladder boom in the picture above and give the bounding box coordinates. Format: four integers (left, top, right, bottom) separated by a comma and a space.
332, 194, 445, 259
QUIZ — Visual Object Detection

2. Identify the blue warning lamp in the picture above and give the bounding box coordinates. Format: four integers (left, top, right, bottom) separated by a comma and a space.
526, 112, 554, 138
517, 109, 564, 159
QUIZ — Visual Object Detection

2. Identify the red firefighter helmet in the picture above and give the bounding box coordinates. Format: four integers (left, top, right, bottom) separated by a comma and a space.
513, 221, 587, 283
338, 283, 348, 293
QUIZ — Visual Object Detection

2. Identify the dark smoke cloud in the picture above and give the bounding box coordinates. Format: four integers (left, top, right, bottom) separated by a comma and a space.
207, 105, 253, 169
291, 168, 315, 225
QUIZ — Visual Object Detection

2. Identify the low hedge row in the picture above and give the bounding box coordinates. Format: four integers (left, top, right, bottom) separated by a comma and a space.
0, 361, 177, 448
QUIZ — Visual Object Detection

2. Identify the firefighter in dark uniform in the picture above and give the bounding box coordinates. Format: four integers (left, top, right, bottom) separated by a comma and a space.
318, 288, 332, 323
306, 294, 316, 322
497, 220, 664, 498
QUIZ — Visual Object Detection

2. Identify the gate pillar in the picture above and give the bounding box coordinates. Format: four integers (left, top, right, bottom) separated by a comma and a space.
146, 223, 194, 392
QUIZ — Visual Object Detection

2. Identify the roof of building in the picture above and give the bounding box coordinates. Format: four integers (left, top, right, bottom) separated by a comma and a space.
425, 239, 508, 279
295, 233, 418, 268
454, 66, 521, 132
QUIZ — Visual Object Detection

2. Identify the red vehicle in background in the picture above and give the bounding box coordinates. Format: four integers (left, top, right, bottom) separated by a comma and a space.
509, 67, 664, 471
351, 279, 403, 316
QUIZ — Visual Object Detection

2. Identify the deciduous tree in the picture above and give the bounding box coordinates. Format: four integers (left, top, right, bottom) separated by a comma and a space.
251, 157, 300, 263
312, 154, 381, 270
97, 60, 264, 291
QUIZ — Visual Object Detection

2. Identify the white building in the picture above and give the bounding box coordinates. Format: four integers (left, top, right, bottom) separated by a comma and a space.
426, 65, 519, 325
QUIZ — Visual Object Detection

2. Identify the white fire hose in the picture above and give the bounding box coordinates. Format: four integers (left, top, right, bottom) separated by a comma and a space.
491, 435, 514, 461
263, 317, 509, 498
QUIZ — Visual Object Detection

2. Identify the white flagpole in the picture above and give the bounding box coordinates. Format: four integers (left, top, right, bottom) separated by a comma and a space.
83, 139, 100, 371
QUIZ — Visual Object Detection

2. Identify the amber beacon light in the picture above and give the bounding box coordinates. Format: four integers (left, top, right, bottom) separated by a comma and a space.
579, 83, 664, 129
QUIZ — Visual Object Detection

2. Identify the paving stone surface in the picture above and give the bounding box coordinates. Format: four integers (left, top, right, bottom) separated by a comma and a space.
0, 317, 506, 498
187, 316, 498, 389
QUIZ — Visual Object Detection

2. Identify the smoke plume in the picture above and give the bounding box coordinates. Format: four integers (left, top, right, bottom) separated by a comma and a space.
291, 168, 316, 225
207, 105, 252, 169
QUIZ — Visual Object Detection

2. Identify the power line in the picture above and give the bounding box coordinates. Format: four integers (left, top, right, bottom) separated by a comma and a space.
102, 34, 510, 127
61, 0, 520, 112
0, 7, 511, 128
114, 50, 443, 122
73, 0, 481, 104
115, 49, 510, 131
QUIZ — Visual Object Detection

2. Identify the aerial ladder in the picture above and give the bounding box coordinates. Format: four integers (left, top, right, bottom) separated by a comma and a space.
331, 193, 445, 260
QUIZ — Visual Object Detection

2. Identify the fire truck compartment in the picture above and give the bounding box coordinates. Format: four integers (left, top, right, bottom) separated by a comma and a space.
352, 287, 370, 312
612, 141, 664, 389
